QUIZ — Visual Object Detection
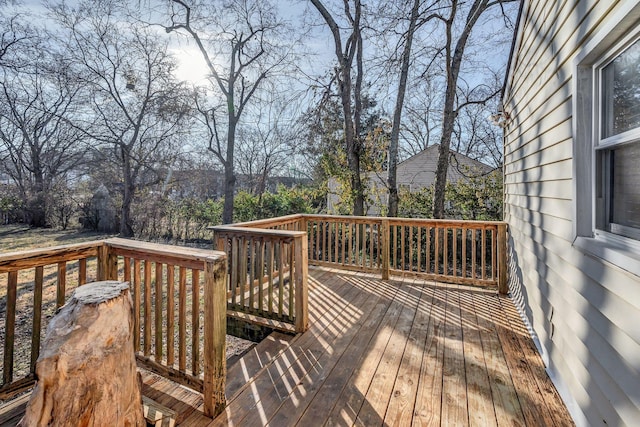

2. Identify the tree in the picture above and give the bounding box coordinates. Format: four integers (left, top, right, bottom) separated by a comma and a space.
431, 0, 516, 218
235, 92, 297, 198
50, 0, 190, 236
0, 51, 87, 227
165, 0, 290, 223
309, 0, 366, 216
385, 0, 424, 217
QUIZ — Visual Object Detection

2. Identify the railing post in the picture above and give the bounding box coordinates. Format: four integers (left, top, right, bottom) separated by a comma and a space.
97, 242, 118, 281
299, 215, 308, 239
203, 257, 227, 418
381, 219, 390, 280
497, 223, 508, 294
294, 234, 309, 333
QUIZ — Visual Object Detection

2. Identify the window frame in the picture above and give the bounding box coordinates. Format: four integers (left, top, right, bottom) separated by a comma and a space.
593, 33, 640, 240
572, 1, 640, 272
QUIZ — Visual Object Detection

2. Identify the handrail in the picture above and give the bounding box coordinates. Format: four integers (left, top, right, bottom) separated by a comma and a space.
222, 214, 508, 294
0, 238, 227, 418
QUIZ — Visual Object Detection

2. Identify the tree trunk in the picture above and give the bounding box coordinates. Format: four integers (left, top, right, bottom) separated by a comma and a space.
121, 154, 135, 237
19, 281, 145, 427
222, 118, 237, 224
432, 0, 488, 219
387, 0, 420, 218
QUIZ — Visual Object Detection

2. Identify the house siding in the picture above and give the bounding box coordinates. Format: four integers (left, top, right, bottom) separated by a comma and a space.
504, 1, 640, 426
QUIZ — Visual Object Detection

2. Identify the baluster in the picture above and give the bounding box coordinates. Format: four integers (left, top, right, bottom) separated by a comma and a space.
192, 269, 200, 376
155, 263, 163, 363
179, 266, 187, 371
133, 259, 141, 352
167, 264, 175, 366
31, 267, 44, 372
144, 260, 152, 356
56, 262, 66, 308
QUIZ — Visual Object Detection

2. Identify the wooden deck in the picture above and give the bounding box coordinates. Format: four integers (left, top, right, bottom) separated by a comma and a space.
0, 266, 573, 426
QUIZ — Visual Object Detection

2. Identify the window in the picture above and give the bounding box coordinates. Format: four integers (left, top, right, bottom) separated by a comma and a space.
572, 2, 640, 273
595, 37, 640, 240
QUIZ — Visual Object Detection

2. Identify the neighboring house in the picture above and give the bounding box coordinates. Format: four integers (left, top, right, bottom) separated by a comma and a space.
327, 144, 495, 214
503, 1, 640, 425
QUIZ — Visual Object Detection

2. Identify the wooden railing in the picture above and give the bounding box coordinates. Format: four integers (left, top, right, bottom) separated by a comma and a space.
211, 225, 308, 333
213, 214, 506, 335
303, 215, 507, 292
0, 238, 227, 417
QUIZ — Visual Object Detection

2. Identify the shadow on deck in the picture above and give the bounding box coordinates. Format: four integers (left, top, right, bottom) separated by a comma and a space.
0, 266, 573, 426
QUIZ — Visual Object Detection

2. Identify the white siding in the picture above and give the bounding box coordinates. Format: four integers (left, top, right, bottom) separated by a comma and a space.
504, 1, 640, 426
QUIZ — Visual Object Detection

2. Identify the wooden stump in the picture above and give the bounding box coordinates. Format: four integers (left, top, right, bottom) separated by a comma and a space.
19, 281, 145, 427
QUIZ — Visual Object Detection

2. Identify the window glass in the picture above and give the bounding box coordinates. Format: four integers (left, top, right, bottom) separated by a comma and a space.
601, 38, 640, 138
611, 143, 640, 229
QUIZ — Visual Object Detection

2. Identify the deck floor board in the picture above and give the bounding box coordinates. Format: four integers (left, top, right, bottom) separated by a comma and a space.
0, 267, 574, 427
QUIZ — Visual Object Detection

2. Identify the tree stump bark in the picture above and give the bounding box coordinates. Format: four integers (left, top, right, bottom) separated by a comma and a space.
19, 281, 145, 427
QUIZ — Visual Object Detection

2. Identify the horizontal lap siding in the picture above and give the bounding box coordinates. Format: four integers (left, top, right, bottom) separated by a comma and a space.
504, 0, 640, 425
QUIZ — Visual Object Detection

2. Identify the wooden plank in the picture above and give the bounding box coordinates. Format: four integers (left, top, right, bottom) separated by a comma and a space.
416, 227, 422, 272
140, 369, 203, 425
239, 236, 247, 310
435, 227, 442, 275
144, 260, 152, 356
323, 280, 407, 426
267, 275, 391, 426
191, 269, 200, 377
167, 264, 175, 366
472, 230, 477, 280
462, 228, 467, 278
203, 259, 227, 417
155, 263, 164, 363
355, 280, 423, 426
381, 220, 390, 280
124, 257, 131, 283
412, 284, 447, 426
443, 227, 449, 276
278, 241, 285, 317
453, 227, 458, 277
256, 240, 263, 312
426, 226, 431, 274
134, 259, 141, 352
209, 270, 360, 426
440, 284, 468, 427
232, 271, 385, 427
471, 291, 526, 426
458, 289, 497, 427
408, 226, 414, 272
248, 238, 255, 311
267, 240, 274, 315
498, 224, 508, 294
498, 295, 574, 426
400, 225, 406, 272
230, 237, 238, 308
79, 258, 87, 285
482, 228, 487, 281
294, 234, 309, 333
56, 261, 66, 308
31, 266, 44, 372
0, 393, 30, 425
142, 395, 176, 427
4, 271, 18, 385
486, 294, 557, 427
0, 244, 100, 273
355, 222, 360, 267
179, 266, 187, 372
224, 332, 296, 400
383, 281, 434, 425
